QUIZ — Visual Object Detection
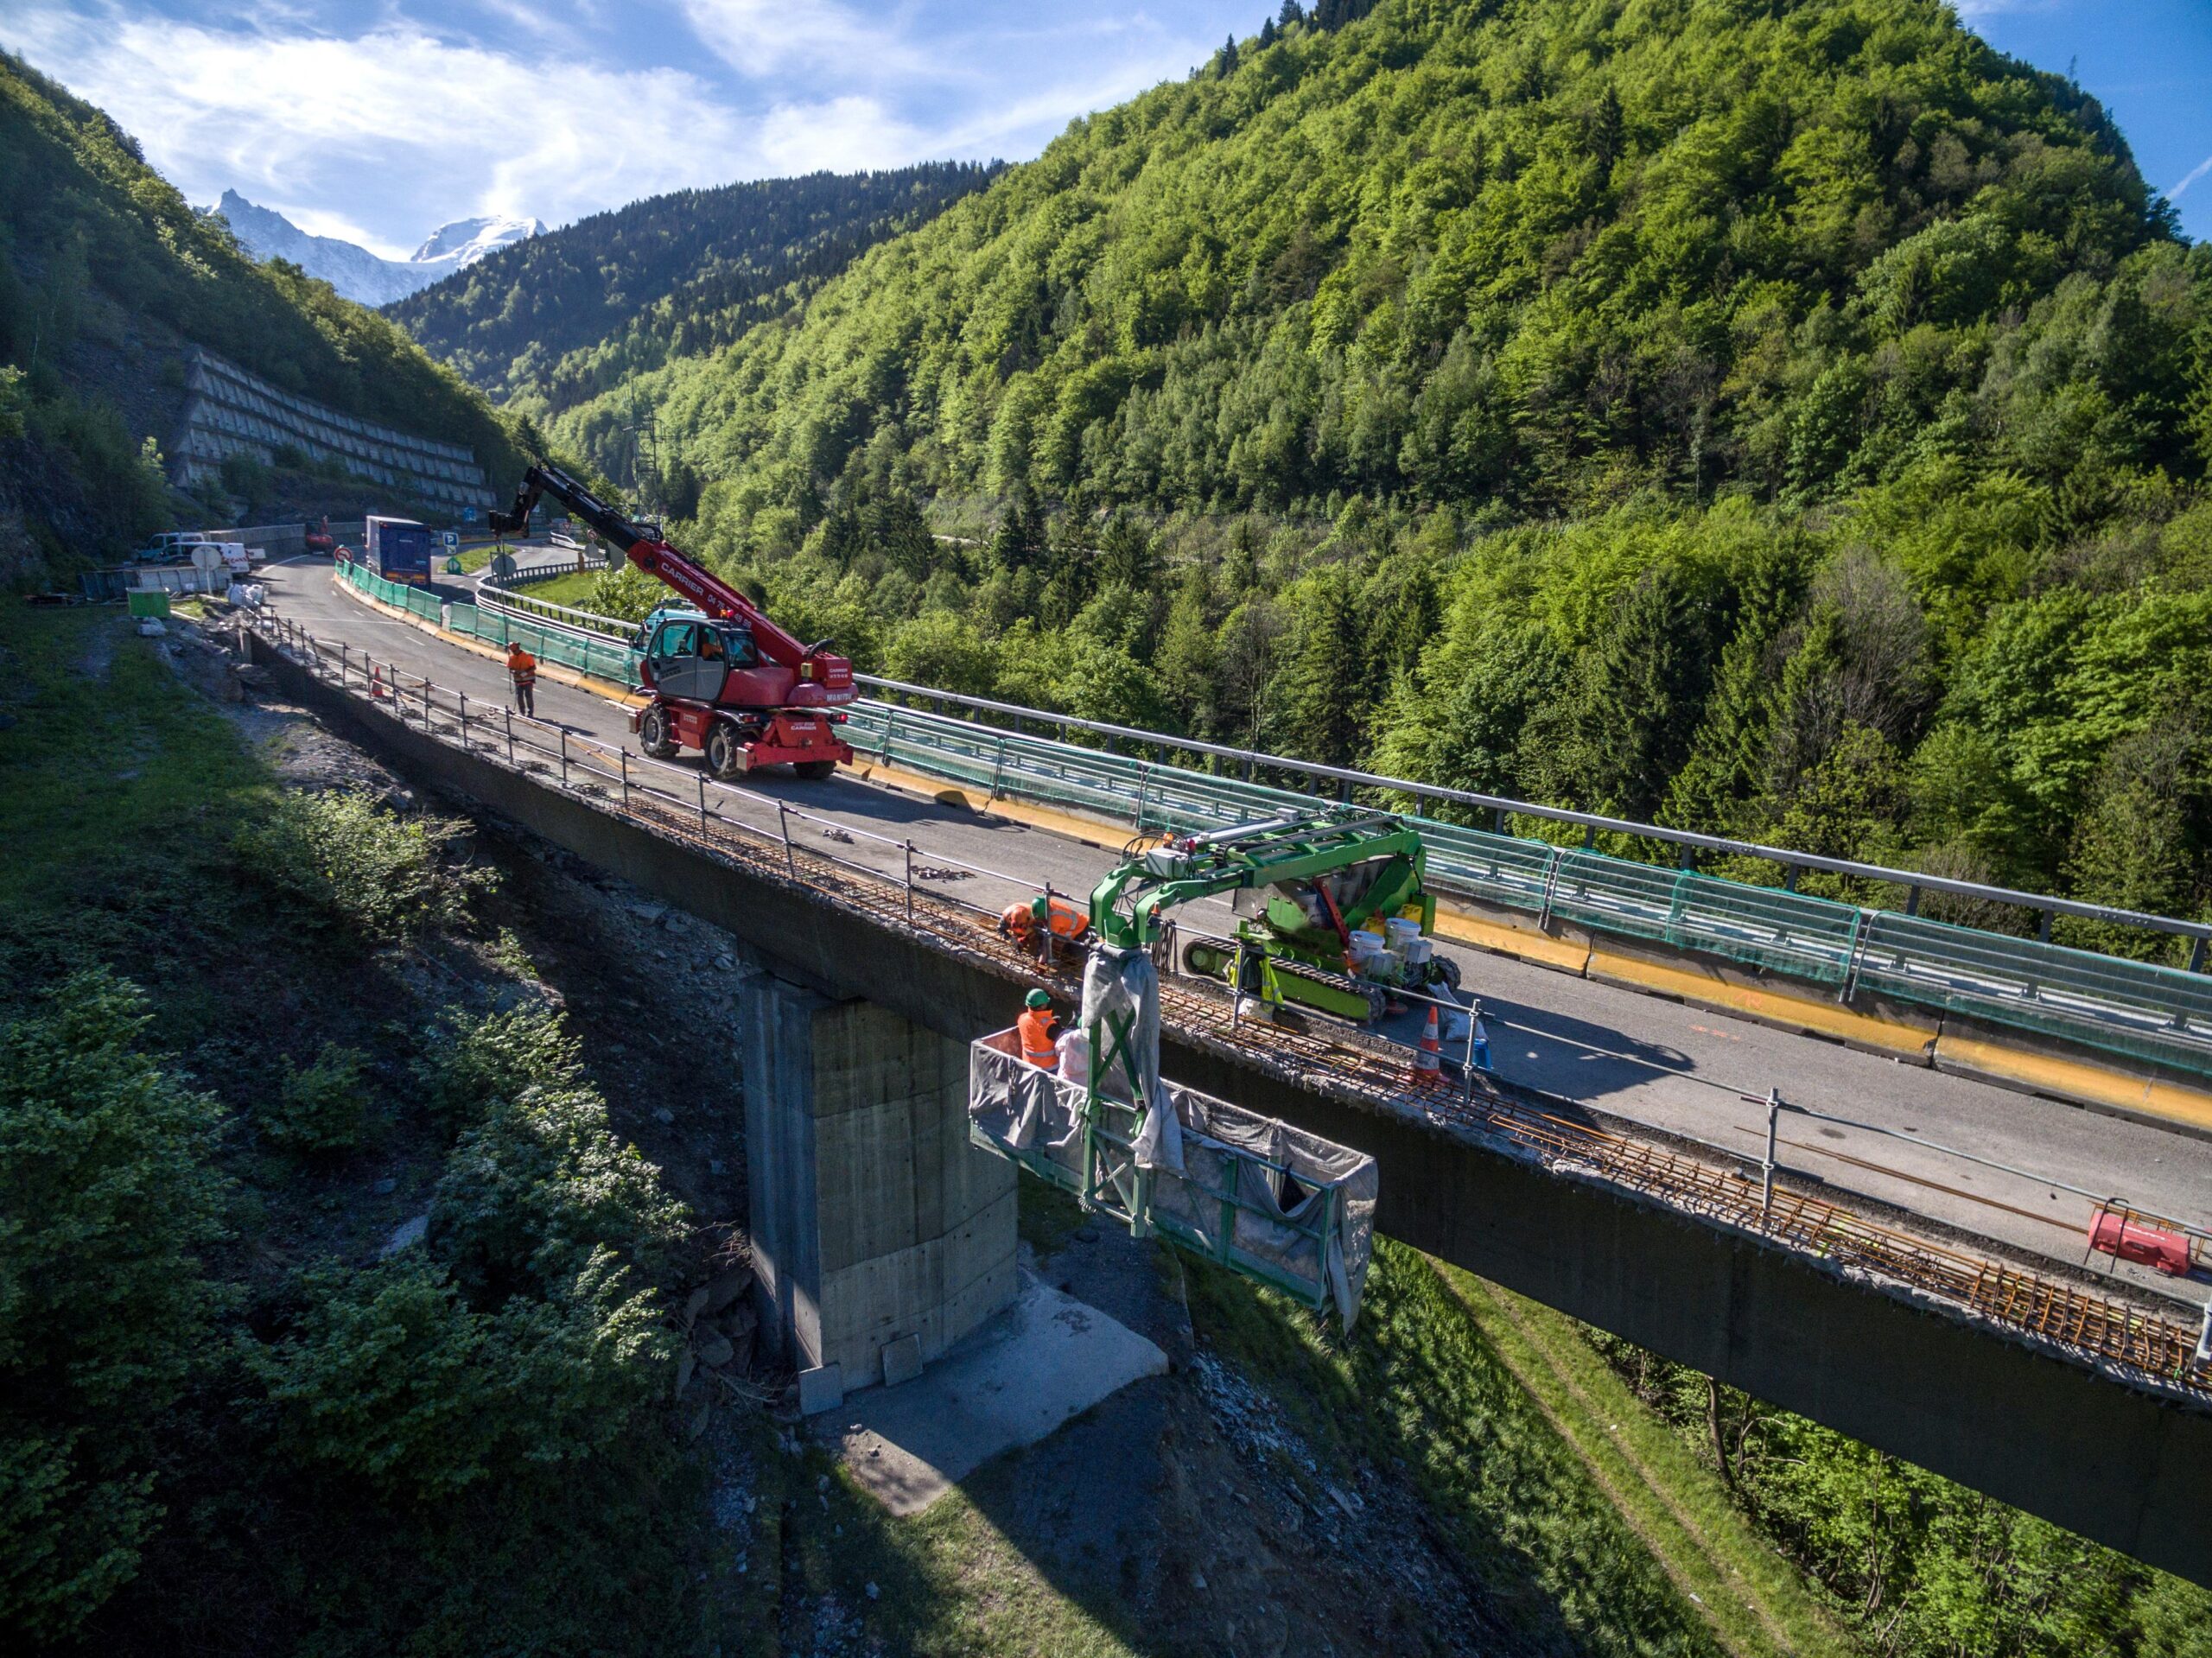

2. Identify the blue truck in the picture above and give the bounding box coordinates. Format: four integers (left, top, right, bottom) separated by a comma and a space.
364, 515, 435, 587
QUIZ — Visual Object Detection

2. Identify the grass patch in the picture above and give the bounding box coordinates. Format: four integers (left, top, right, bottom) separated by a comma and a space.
0, 606, 270, 920
741, 1415, 1141, 1658
1435, 1265, 1857, 1658
1183, 1235, 1724, 1655
513, 569, 605, 610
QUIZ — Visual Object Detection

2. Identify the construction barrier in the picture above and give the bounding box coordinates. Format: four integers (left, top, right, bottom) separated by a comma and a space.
849, 706, 2212, 1082
337, 557, 639, 686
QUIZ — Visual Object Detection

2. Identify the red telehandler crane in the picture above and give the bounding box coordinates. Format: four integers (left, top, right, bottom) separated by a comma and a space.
489, 461, 857, 779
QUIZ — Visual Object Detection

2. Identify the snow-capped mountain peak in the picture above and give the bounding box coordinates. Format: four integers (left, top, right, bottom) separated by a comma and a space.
205, 192, 542, 308
412, 214, 546, 268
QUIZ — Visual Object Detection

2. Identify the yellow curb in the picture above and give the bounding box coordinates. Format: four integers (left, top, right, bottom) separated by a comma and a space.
1586, 945, 1937, 1060
1430, 905, 1593, 975
334, 575, 648, 708
1935, 1034, 2212, 1136
851, 761, 1137, 850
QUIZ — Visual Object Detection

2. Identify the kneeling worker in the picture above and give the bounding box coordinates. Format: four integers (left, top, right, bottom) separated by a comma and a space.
998, 893, 1091, 960
1018, 988, 1058, 1070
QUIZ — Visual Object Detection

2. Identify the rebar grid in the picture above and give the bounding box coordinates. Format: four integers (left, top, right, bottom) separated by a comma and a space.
253, 613, 2212, 1398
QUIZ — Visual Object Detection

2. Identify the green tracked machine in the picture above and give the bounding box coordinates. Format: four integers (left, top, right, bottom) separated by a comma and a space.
1087, 810, 1461, 1023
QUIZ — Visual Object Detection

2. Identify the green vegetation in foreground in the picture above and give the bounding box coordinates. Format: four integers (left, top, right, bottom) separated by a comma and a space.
1185, 1235, 1722, 1654
1439, 1269, 1858, 1658
537, 0, 2212, 943
1581, 1318, 2212, 1657
0, 605, 705, 1652
1183, 1233, 2212, 1658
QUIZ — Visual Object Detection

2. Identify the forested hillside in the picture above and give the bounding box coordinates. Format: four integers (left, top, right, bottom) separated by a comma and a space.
0, 51, 529, 573
387, 164, 1000, 426
557, 0, 2212, 947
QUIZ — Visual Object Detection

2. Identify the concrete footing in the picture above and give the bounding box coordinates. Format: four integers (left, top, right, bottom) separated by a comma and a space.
741, 974, 1018, 1407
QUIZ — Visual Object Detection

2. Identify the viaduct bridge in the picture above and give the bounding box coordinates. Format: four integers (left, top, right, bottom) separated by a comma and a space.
238, 556, 2212, 1586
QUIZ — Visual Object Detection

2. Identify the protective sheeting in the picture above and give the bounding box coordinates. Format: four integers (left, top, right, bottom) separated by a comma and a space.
968, 1032, 1380, 1328
1081, 944, 1182, 1174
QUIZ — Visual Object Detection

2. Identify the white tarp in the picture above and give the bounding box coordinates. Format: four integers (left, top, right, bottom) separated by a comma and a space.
967, 1032, 1380, 1328
1081, 943, 1184, 1173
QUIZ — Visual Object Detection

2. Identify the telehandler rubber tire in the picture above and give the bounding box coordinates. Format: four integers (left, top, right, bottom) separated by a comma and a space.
639, 704, 679, 760
705, 721, 747, 781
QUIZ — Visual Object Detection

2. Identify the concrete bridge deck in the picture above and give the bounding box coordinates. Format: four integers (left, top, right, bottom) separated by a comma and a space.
263, 555, 2212, 1301
243, 560, 2212, 1585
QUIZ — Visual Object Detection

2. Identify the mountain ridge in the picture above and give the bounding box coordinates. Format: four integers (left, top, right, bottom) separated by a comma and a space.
207, 189, 542, 307
386, 162, 1001, 432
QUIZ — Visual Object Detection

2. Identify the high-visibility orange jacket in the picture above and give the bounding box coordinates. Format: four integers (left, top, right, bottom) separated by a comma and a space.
506, 648, 537, 688
1016, 1007, 1058, 1068
1001, 895, 1090, 947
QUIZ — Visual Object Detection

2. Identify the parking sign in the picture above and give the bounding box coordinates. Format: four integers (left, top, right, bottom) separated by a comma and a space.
442, 530, 459, 550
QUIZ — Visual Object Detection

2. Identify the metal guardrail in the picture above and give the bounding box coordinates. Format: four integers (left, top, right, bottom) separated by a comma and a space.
383, 564, 2212, 1081
242, 606, 2212, 1395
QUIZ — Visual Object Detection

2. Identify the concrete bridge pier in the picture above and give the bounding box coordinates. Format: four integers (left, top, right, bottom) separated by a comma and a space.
740, 972, 1019, 1412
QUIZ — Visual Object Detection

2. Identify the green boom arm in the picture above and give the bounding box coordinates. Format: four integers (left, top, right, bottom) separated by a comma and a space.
1087, 812, 1429, 951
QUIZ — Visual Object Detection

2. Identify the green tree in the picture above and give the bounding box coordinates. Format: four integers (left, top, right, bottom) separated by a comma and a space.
1277, 573, 1366, 765
0, 972, 228, 1642
429, 1085, 689, 1306
1532, 563, 1719, 819
249, 1251, 670, 1504
2059, 716, 2209, 959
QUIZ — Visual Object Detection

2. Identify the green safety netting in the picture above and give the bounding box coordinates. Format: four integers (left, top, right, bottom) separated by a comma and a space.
1546, 850, 1863, 984
334, 587, 2212, 1079
1852, 912, 2212, 1076
339, 561, 644, 686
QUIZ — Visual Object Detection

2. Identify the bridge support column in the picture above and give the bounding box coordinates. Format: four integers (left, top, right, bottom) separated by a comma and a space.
740, 973, 1017, 1410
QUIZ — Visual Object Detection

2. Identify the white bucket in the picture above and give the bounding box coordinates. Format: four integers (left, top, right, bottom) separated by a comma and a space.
1384, 917, 1422, 950
1349, 930, 1386, 963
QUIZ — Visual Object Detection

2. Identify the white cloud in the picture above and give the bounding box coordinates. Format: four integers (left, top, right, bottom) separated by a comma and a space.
1, 1, 1246, 246
2169, 153, 2212, 201
3, 6, 754, 239
679, 0, 933, 80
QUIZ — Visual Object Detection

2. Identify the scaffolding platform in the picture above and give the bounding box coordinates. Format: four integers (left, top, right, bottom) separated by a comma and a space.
969, 1030, 1379, 1324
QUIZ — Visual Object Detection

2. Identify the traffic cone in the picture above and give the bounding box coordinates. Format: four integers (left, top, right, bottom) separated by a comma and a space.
369, 663, 387, 700
1411, 1003, 1441, 1087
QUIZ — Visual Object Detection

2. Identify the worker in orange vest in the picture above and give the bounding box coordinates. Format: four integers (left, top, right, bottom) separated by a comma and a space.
999, 893, 1090, 960
505, 642, 537, 716
1017, 988, 1058, 1069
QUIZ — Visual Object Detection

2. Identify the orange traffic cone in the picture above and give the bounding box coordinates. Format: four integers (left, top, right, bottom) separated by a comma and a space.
1411, 1004, 1441, 1087
369, 663, 387, 700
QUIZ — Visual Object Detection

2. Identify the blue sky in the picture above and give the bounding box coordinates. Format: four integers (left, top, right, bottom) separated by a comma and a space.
1960, 0, 2212, 239
3, 1, 2207, 253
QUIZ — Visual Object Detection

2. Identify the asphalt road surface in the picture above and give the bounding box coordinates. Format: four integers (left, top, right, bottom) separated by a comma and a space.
258, 555, 2212, 1302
